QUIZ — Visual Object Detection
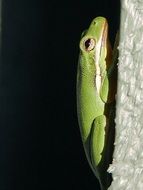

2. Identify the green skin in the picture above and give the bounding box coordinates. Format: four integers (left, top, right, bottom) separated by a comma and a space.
77, 17, 117, 190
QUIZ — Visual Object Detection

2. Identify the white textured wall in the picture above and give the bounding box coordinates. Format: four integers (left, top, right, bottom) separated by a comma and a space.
108, 0, 143, 189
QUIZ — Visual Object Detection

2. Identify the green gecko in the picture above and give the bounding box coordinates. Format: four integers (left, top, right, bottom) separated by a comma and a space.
76, 17, 118, 190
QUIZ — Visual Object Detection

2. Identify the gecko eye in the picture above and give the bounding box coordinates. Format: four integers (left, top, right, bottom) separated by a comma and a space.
84, 38, 95, 51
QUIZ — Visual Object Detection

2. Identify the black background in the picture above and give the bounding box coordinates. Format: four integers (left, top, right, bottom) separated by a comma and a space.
1, 0, 120, 189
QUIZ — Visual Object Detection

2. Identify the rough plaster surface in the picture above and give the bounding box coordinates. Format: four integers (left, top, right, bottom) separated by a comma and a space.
108, 0, 143, 189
